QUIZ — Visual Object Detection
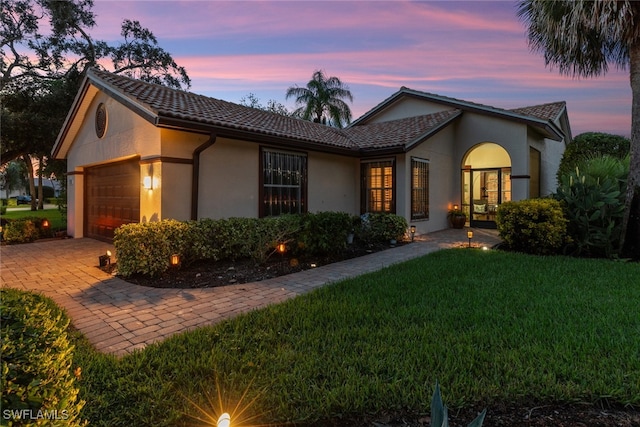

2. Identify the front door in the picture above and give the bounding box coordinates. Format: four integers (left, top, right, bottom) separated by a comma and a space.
462, 167, 511, 228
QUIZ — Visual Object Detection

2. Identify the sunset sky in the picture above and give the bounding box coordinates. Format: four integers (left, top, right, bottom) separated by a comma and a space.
92, 0, 631, 137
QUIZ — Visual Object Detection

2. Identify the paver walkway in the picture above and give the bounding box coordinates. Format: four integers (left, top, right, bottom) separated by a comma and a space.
1, 228, 500, 356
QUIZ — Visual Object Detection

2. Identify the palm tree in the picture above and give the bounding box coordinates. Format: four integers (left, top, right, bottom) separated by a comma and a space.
286, 70, 353, 128
518, 0, 640, 259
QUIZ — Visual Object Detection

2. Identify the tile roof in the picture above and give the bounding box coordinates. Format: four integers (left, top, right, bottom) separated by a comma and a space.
86, 68, 462, 153
509, 101, 566, 122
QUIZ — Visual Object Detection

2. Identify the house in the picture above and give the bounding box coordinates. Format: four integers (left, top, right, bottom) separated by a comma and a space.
52, 68, 571, 241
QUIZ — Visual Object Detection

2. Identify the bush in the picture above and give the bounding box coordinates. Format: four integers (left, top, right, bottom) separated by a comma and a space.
554, 156, 628, 258
557, 132, 630, 183
299, 212, 353, 255
3, 219, 39, 244
358, 213, 408, 244
1, 288, 86, 426
496, 199, 567, 255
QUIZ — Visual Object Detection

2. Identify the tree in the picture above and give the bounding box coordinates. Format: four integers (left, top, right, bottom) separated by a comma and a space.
239, 92, 295, 116
0, 161, 28, 200
557, 132, 630, 182
285, 70, 353, 128
518, 0, 640, 259
2, 0, 190, 209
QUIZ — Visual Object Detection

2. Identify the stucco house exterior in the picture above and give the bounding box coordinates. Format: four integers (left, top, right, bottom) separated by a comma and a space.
52, 68, 571, 241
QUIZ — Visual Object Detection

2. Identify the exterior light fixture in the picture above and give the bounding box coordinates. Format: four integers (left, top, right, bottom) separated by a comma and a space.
170, 254, 181, 267
410, 225, 416, 242
467, 230, 473, 248
277, 243, 286, 254
142, 175, 153, 190
217, 412, 231, 427
99, 250, 112, 267
453, 204, 459, 210
41, 219, 50, 228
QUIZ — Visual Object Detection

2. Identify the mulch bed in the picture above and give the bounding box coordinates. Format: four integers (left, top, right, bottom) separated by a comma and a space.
120, 242, 395, 289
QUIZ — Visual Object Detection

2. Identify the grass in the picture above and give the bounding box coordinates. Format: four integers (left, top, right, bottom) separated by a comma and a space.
2, 207, 65, 231
66, 249, 640, 426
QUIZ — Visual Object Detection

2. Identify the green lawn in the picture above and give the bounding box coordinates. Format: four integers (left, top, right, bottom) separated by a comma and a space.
2, 207, 65, 231
72, 249, 640, 426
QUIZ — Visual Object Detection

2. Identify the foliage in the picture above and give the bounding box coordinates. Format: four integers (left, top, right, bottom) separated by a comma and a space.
1, 0, 190, 166
431, 382, 485, 427
72, 250, 640, 426
1, 288, 86, 426
1, 208, 65, 233
496, 198, 567, 255
517, 0, 640, 259
0, 161, 28, 199
555, 156, 629, 258
2, 219, 39, 244
557, 132, 630, 182
298, 211, 353, 255
358, 213, 408, 243
239, 93, 295, 117
285, 70, 354, 128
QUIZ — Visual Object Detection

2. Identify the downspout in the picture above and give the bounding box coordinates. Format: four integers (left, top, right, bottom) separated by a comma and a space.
191, 133, 217, 220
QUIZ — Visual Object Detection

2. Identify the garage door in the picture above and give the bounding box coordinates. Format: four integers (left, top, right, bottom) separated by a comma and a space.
85, 159, 140, 241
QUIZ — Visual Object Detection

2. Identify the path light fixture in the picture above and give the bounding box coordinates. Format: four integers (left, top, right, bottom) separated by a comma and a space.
467, 230, 473, 248
410, 225, 416, 242
170, 254, 181, 267
41, 219, 50, 229
453, 204, 459, 210
217, 413, 231, 427
99, 250, 112, 267
277, 243, 286, 254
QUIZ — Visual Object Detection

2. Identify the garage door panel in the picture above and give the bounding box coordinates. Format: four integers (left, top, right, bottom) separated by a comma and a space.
85, 159, 140, 241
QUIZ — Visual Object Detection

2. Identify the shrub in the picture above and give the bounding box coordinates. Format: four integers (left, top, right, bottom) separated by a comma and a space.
114, 221, 174, 278
554, 156, 628, 258
496, 199, 567, 255
1, 288, 86, 426
358, 213, 408, 244
299, 212, 353, 255
3, 219, 39, 244
556, 132, 630, 182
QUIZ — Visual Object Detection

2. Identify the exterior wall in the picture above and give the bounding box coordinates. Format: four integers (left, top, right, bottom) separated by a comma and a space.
455, 112, 529, 201
308, 152, 358, 214
531, 131, 565, 196
365, 98, 452, 123
198, 138, 260, 219
65, 91, 161, 237
403, 125, 457, 234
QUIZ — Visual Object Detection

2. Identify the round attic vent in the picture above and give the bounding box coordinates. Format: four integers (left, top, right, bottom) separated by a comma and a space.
95, 103, 107, 138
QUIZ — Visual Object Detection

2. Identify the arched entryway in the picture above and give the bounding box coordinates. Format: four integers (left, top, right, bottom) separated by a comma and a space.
461, 143, 511, 228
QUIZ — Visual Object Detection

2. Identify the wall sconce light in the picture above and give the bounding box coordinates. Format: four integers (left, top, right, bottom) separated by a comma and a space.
170, 253, 181, 267
99, 250, 112, 267
217, 413, 231, 427
142, 175, 153, 190
467, 230, 473, 248
277, 243, 286, 254
410, 225, 416, 242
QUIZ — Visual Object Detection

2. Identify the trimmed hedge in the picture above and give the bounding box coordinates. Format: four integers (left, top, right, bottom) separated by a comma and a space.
114, 212, 409, 278
496, 199, 567, 255
2, 217, 54, 244
1, 288, 86, 426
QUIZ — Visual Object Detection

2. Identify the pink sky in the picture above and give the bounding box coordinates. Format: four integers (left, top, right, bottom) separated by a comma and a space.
92, 0, 631, 137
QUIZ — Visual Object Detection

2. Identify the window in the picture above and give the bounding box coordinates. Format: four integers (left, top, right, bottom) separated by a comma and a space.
411, 158, 429, 220
261, 148, 307, 216
361, 159, 394, 213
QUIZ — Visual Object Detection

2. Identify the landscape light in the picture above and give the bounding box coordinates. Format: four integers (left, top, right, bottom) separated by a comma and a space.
217, 412, 231, 427
410, 225, 416, 242
170, 254, 181, 267
467, 230, 473, 248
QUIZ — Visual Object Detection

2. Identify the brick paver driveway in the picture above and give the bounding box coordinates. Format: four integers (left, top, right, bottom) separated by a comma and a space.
1, 229, 500, 356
